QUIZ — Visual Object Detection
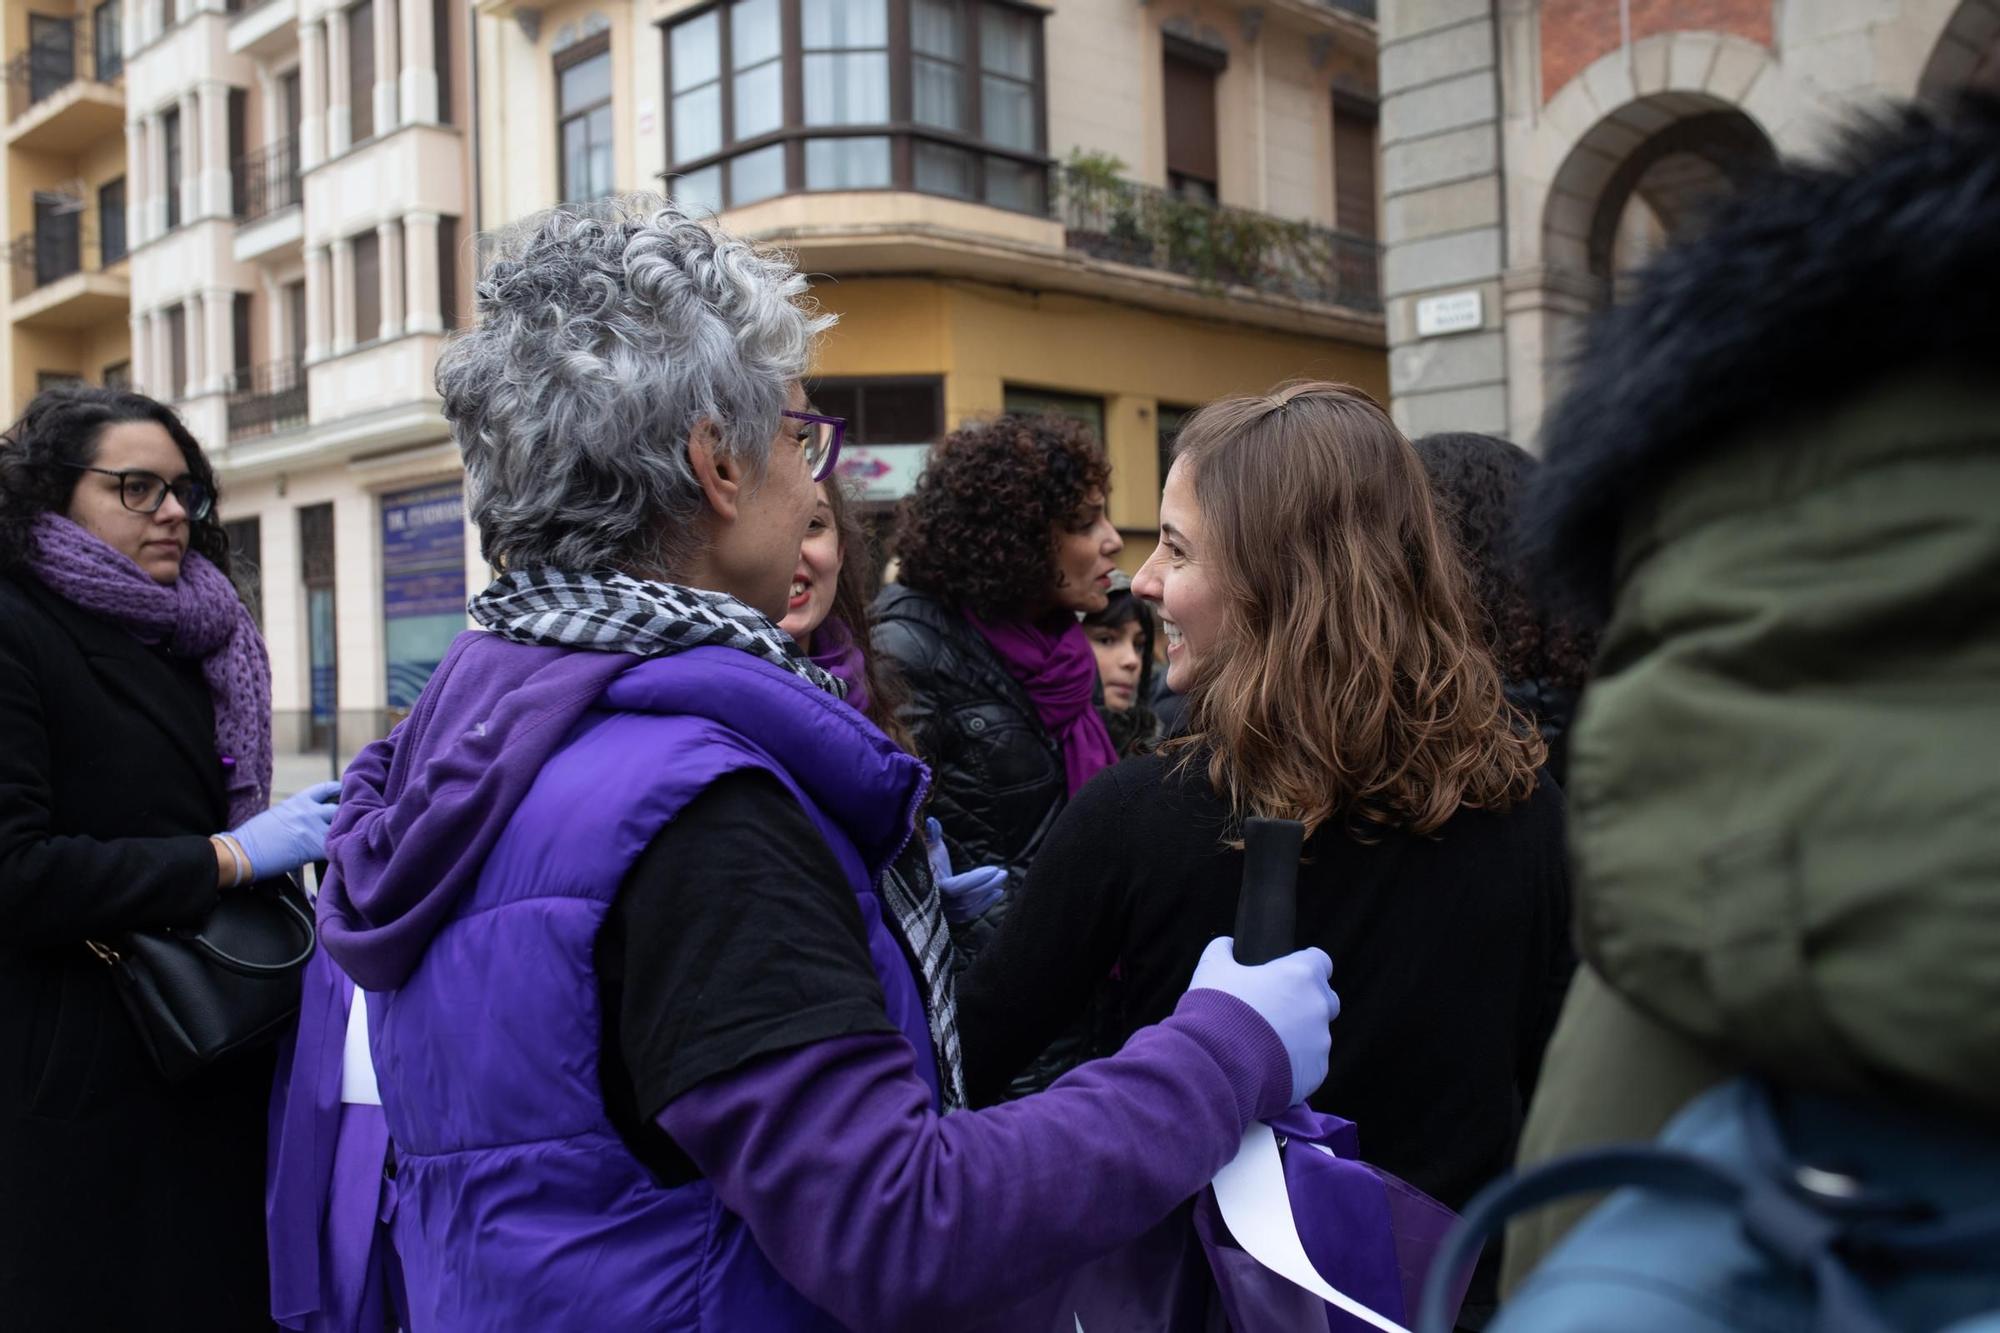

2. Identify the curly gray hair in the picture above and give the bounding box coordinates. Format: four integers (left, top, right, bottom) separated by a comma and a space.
438, 195, 832, 575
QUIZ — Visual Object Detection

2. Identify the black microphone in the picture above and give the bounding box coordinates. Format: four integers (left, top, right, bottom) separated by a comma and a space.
1233, 817, 1304, 965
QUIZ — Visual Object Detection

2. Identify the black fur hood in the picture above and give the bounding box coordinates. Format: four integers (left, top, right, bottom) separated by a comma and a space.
1526, 93, 2000, 617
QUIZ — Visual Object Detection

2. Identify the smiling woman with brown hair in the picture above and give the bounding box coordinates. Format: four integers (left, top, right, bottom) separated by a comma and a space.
959, 381, 1573, 1325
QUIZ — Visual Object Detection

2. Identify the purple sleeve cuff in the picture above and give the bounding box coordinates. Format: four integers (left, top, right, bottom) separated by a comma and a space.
654, 989, 1292, 1331
1171, 985, 1296, 1123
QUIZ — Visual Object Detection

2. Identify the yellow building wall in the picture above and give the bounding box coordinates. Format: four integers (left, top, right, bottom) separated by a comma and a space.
810, 275, 1388, 571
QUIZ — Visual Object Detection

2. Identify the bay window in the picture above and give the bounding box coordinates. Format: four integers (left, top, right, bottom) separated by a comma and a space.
663, 0, 1046, 214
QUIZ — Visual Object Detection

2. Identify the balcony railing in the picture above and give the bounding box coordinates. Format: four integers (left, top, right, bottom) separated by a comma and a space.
1321, 0, 1377, 18
1055, 159, 1381, 314
226, 357, 309, 440
234, 137, 302, 223
5, 25, 117, 123
9, 218, 103, 295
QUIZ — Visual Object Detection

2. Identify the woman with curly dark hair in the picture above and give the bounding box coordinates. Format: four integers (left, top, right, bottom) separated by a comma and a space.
874, 413, 1124, 884
0, 385, 338, 1329
1413, 431, 1600, 785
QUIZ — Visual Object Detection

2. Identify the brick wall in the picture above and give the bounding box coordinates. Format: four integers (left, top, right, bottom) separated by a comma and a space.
1540, 0, 1774, 102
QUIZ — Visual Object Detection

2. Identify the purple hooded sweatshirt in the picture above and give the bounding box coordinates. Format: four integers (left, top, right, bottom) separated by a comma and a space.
319, 630, 1294, 1332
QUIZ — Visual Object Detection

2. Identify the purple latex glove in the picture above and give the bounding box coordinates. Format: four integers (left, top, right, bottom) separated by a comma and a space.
924, 817, 1006, 924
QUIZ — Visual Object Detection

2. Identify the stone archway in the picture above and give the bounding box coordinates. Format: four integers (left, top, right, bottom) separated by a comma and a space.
1916, 0, 2000, 101
1501, 32, 1788, 445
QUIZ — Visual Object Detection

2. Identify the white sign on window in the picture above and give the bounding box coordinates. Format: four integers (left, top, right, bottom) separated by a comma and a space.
1415, 289, 1484, 337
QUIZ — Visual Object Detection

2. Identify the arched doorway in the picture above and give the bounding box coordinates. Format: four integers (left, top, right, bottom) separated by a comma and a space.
1524, 95, 1776, 427
1917, 0, 2000, 101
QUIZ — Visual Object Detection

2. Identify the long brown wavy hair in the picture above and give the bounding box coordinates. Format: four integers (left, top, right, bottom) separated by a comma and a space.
1165, 382, 1544, 838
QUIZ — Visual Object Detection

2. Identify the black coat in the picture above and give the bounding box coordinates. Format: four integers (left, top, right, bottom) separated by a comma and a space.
871, 584, 1066, 884
0, 573, 275, 1330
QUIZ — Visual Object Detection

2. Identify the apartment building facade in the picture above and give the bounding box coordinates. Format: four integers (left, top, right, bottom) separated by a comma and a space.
119, 0, 475, 759
17, 0, 1385, 765
477, 0, 1387, 566
4, 0, 133, 415
1378, 0, 1999, 445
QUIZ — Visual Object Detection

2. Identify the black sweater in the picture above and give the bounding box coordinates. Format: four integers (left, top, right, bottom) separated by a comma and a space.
957, 752, 1574, 1217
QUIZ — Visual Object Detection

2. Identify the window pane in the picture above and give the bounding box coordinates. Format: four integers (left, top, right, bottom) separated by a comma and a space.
589, 106, 615, 196
802, 0, 886, 49
981, 75, 1035, 151
733, 58, 783, 140
562, 116, 588, 197
729, 144, 787, 206
672, 84, 722, 163
985, 155, 1044, 213
863, 382, 942, 443
911, 0, 960, 58
670, 11, 720, 91
913, 56, 963, 130
804, 51, 888, 125
980, 7, 1034, 77
673, 163, 724, 213
560, 50, 610, 111
806, 136, 892, 189
731, 0, 781, 68
914, 140, 974, 198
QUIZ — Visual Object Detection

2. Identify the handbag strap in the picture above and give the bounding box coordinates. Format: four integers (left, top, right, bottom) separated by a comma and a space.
180, 882, 318, 976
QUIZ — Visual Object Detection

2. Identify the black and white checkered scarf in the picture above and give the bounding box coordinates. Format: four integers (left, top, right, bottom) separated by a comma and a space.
470, 567, 846, 694
470, 566, 965, 1110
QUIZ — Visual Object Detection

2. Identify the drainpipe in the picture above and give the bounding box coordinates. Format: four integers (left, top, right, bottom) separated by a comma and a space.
468, 0, 483, 241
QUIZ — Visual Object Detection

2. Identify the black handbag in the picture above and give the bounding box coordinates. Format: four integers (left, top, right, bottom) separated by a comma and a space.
84, 875, 317, 1082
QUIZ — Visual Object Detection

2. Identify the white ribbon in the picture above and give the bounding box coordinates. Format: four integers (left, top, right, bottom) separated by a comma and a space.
1210, 1123, 1412, 1333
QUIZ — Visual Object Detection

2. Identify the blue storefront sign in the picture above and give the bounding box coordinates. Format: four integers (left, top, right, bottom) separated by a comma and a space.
381, 481, 466, 709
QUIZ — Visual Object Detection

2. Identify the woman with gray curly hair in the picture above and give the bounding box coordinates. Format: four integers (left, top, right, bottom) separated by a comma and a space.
311, 197, 1335, 1332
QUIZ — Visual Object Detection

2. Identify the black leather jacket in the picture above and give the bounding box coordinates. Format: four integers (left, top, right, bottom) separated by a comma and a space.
871, 584, 1066, 887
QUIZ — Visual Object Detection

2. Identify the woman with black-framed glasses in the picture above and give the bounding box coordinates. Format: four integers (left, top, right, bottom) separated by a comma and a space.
0, 384, 338, 1330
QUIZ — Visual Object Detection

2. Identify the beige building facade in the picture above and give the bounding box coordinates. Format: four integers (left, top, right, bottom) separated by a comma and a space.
119, 0, 476, 760
4, 0, 133, 415
1378, 0, 2000, 446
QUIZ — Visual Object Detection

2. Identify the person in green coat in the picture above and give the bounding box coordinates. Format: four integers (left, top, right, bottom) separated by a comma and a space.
1501, 93, 2000, 1293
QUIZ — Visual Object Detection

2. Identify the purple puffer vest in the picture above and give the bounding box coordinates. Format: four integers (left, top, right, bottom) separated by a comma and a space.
368, 647, 932, 1332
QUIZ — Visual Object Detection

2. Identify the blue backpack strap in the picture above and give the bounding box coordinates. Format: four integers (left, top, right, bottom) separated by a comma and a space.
1415, 1147, 1748, 1333
1417, 1088, 2000, 1333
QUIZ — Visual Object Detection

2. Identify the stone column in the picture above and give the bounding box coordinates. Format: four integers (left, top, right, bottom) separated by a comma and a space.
399, 0, 439, 124
1377, 0, 1510, 438
199, 82, 233, 220
177, 90, 201, 226
326, 6, 352, 156
373, 0, 402, 138
127, 119, 150, 246
304, 245, 333, 362
402, 210, 442, 334
150, 312, 173, 399
377, 219, 404, 341
184, 297, 207, 398
330, 236, 356, 353
300, 18, 328, 169
129, 313, 150, 392
203, 288, 235, 395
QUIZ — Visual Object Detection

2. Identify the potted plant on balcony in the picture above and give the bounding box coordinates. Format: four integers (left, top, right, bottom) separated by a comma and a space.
1060, 150, 1149, 267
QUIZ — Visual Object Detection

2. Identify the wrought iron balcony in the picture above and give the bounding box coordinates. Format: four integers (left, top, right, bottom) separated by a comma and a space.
10, 217, 97, 293
1054, 161, 1382, 314
234, 137, 302, 224
226, 357, 310, 440
6, 24, 119, 124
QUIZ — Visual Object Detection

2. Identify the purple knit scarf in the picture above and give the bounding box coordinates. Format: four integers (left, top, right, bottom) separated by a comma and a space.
809, 616, 870, 715
967, 612, 1118, 795
29, 513, 273, 825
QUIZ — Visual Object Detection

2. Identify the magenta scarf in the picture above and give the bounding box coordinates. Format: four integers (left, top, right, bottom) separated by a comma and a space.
967, 612, 1119, 795
809, 616, 871, 715
29, 513, 273, 825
